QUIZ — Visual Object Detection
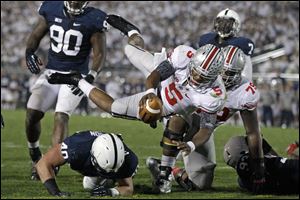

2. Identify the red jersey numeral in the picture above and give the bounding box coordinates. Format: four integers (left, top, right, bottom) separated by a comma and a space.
245, 82, 256, 94
165, 82, 183, 106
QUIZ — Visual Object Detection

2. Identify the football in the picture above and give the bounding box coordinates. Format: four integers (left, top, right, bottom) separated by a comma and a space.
139, 96, 162, 124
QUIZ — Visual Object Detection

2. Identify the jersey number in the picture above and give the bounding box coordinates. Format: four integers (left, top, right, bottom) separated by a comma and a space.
165, 82, 183, 106
61, 142, 69, 160
248, 43, 254, 55
245, 82, 256, 94
50, 25, 83, 56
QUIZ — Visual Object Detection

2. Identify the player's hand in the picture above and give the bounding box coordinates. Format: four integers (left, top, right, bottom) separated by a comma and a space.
172, 141, 192, 156
251, 159, 266, 194
47, 72, 83, 86
69, 73, 95, 96
25, 51, 42, 74
139, 93, 157, 107
91, 186, 112, 197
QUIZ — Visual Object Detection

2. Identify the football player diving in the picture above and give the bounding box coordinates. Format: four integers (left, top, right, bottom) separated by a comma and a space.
36, 130, 138, 197
146, 46, 266, 194
224, 136, 299, 194
105, 16, 265, 194
25, 1, 107, 180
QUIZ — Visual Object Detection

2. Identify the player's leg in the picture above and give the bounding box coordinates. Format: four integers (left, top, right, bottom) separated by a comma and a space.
179, 134, 216, 190
26, 71, 60, 180
155, 115, 187, 193
53, 84, 84, 145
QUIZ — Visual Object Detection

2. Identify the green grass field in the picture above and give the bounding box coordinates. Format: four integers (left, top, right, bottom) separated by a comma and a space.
1, 110, 299, 199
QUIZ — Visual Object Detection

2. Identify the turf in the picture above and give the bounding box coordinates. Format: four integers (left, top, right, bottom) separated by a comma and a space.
1, 110, 298, 199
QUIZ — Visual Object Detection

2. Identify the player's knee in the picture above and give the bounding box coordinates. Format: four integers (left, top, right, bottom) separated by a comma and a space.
128, 34, 144, 49
54, 112, 69, 124
26, 109, 44, 125
160, 128, 184, 155
189, 164, 216, 190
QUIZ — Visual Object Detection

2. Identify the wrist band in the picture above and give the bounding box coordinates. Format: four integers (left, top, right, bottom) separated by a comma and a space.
78, 79, 96, 97
88, 70, 98, 79
128, 30, 140, 37
145, 88, 156, 95
109, 188, 120, 197
187, 141, 195, 152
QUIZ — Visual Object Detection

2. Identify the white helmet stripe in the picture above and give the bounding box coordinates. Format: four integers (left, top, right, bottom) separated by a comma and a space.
108, 133, 118, 170
201, 46, 220, 70
225, 46, 238, 65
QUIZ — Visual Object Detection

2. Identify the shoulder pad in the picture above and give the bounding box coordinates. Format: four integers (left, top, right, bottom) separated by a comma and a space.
239, 82, 260, 110
168, 45, 196, 70
198, 32, 217, 47
230, 37, 255, 56
195, 85, 226, 113
38, 1, 63, 18
85, 8, 108, 31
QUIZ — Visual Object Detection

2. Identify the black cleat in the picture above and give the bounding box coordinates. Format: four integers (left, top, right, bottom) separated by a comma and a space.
106, 14, 141, 36
30, 161, 40, 180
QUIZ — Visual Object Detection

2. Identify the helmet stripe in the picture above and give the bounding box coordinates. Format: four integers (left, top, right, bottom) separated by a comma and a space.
225, 46, 238, 65
201, 46, 220, 70
108, 133, 118, 171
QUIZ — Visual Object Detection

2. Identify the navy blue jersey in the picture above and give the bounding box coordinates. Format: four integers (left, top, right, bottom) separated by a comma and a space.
236, 153, 299, 194
62, 130, 138, 179
198, 32, 255, 56
38, 1, 107, 74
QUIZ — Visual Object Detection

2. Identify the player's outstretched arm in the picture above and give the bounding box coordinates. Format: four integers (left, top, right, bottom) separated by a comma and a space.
240, 108, 266, 194
47, 72, 114, 113
36, 144, 70, 196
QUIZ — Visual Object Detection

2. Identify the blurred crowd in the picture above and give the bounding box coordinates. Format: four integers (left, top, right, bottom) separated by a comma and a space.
1, 1, 299, 128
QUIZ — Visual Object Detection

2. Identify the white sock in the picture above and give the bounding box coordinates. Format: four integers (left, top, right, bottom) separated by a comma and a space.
28, 141, 39, 148
161, 155, 176, 167
78, 79, 96, 97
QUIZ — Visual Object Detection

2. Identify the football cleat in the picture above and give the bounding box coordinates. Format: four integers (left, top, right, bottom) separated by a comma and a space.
146, 157, 161, 181
30, 161, 40, 181
156, 178, 172, 194
106, 14, 141, 36
156, 166, 173, 194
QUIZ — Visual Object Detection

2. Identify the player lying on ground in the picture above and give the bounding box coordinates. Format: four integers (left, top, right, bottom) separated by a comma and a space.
224, 135, 299, 194
36, 130, 138, 197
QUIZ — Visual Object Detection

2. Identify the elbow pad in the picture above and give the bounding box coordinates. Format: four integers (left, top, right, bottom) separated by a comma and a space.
155, 60, 175, 81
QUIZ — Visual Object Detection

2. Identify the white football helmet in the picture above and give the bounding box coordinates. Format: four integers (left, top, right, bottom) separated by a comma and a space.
90, 133, 125, 173
221, 45, 246, 88
223, 136, 249, 169
187, 44, 224, 89
214, 8, 241, 38
64, 1, 89, 15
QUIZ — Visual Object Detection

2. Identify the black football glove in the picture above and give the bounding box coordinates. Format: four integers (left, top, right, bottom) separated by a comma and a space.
25, 50, 42, 74
47, 71, 83, 86
91, 186, 112, 197
69, 74, 95, 96
106, 14, 140, 36
251, 158, 266, 194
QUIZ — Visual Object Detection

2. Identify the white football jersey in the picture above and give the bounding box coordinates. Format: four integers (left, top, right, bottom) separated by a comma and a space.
159, 45, 226, 118
216, 78, 260, 125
